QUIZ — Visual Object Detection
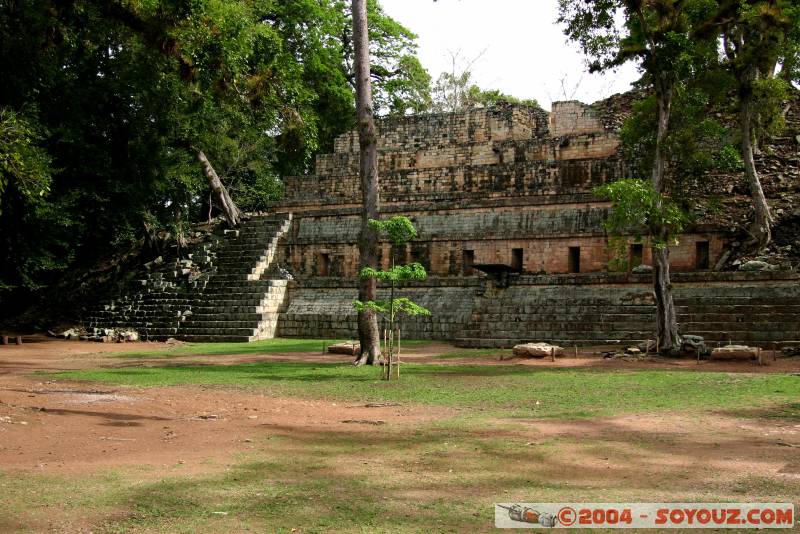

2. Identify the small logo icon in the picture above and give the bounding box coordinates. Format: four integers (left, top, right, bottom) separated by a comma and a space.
558, 506, 577, 526
500, 504, 559, 528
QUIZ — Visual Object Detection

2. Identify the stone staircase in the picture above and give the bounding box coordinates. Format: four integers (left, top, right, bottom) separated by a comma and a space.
84, 213, 293, 342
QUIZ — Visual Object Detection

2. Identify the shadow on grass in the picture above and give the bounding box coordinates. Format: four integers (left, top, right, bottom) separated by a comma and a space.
719, 402, 800, 422
93, 413, 800, 533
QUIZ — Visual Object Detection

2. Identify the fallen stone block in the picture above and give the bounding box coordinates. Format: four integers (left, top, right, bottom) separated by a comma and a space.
512, 343, 564, 359
328, 342, 360, 356
710, 345, 758, 361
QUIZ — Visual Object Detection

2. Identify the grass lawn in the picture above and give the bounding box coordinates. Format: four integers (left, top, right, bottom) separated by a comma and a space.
114, 338, 434, 358
3, 343, 798, 533
55, 361, 800, 419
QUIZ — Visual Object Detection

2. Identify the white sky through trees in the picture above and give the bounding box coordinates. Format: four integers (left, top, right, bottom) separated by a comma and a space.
380, 0, 641, 109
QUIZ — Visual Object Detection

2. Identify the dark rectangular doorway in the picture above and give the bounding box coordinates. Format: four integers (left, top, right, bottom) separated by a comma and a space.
319, 253, 330, 276
511, 248, 523, 271
568, 247, 581, 273
696, 241, 710, 270
463, 249, 475, 275
630, 243, 643, 268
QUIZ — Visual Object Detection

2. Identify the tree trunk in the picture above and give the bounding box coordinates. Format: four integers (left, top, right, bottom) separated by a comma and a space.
650, 78, 681, 353
351, 0, 381, 366
740, 74, 773, 250
197, 150, 241, 228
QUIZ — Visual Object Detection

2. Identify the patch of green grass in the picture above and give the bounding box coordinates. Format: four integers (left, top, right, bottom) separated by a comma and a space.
54, 362, 800, 419
7, 418, 800, 533
116, 338, 433, 358
434, 348, 512, 360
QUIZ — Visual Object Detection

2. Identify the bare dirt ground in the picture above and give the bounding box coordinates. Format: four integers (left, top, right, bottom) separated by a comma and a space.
0, 338, 798, 533
0, 339, 447, 474
0, 337, 798, 477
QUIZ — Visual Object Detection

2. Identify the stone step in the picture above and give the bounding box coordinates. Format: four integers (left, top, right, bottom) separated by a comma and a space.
168, 335, 255, 342
176, 327, 258, 335
476, 304, 656, 313
458, 327, 652, 339
181, 320, 276, 329
674, 304, 800, 314
193, 305, 281, 314
679, 313, 800, 322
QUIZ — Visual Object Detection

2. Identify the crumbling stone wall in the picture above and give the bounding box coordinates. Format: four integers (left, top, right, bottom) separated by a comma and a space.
84, 97, 800, 346
266, 98, 798, 346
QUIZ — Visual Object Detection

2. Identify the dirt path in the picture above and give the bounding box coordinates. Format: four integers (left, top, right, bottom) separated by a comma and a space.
0, 380, 446, 474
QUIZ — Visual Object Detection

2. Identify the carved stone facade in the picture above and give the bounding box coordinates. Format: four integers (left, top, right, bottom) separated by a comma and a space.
84, 100, 800, 346
276, 101, 725, 281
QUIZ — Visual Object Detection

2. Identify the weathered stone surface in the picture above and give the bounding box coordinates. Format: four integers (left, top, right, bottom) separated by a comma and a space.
680, 335, 708, 357
328, 342, 360, 355
512, 343, 564, 358
710, 345, 758, 360
739, 260, 778, 272
82, 97, 800, 347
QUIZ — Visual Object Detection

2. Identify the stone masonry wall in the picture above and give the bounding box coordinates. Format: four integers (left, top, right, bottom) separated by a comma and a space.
276, 272, 800, 347
282, 102, 625, 206
264, 98, 800, 346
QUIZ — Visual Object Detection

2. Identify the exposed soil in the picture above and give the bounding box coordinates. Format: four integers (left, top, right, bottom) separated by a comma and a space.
1, 337, 798, 478
0, 340, 447, 474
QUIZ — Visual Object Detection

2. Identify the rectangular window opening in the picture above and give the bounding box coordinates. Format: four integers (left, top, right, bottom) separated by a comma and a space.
319, 253, 330, 277
696, 241, 710, 270
511, 248, 523, 271
630, 243, 644, 269
568, 247, 581, 273
463, 249, 475, 276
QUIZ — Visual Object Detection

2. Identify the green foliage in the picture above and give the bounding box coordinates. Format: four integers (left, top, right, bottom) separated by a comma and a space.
359, 262, 427, 283
363, 0, 433, 115
557, 0, 718, 77
0, 108, 52, 208
620, 86, 735, 189
752, 77, 791, 140
0, 0, 430, 312
368, 215, 417, 245
353, 297, 431, 317
353, 216, 430, 320
464, 87, 541, 109
594, 179, 689, 249
715, 144, 744, 173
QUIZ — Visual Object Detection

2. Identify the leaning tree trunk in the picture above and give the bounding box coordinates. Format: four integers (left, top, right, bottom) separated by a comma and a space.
197, 150, 241, 228
650, 78, 681, 354
740, 71, 773, 250
351, 0, 381, 366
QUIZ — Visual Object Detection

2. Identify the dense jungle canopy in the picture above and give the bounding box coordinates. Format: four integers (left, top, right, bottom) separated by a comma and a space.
0, 0, 434, 310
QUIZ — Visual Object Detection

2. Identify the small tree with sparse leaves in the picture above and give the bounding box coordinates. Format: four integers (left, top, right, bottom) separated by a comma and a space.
354, 216, 430, 379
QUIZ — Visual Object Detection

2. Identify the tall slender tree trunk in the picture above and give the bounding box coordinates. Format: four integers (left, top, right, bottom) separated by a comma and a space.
351, 0, 381, 366
197, 150, 241, 228
651, 78, 681, 353
740, 69, 773, 250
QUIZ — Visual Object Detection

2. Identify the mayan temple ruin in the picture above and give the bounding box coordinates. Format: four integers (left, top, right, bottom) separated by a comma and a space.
84, 98, 800, 347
